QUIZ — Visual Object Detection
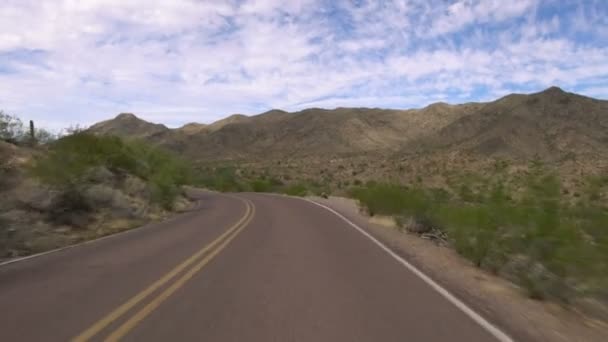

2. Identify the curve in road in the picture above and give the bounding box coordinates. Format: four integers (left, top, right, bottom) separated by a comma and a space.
0, 191, 513, 342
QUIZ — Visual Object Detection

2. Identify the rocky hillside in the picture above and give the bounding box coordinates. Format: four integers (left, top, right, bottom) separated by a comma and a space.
425, 87, 608, 160
89, 113, 170, 139
88, 87, 608, 164
0, 134, 193, 260
90, 105, 473, 160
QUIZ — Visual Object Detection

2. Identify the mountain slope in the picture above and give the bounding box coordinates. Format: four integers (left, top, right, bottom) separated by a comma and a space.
89, 113, 169, 139
176, 123, 208, 135
87, 87, 608, 163
427, 87, 608, 160
175, 105, 474, 160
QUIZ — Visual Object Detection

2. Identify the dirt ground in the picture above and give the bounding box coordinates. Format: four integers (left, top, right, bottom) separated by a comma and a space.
310, 195, 608, 342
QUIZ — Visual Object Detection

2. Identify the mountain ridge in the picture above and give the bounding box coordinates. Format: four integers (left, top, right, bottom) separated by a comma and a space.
88, 87, 608, 162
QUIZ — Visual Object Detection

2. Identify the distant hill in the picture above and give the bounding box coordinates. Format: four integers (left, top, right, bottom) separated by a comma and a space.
88, 87, 608, 163
424, 87, 608, 160
176, 123, 208, 135
88, 113, 169, 139
89, 106, 470, 160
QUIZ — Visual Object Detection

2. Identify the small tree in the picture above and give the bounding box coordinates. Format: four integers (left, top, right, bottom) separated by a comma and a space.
0, 111, 25, 143
34, 128, 57, 145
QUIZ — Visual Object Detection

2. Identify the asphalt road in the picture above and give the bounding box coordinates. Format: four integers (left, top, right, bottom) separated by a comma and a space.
0, 191, 511, 341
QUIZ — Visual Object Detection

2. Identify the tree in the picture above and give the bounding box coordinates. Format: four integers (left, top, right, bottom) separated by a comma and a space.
0, 111, 25, 143
34, 128, 57, 145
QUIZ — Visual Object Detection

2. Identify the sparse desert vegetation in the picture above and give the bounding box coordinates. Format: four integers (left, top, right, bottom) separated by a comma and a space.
31, 132, 193, 210
191, 159, 608, 306
3, 87, 608, 319
1, 114, 194, 259
185, 153, 608, 317
349, 164, 608, 316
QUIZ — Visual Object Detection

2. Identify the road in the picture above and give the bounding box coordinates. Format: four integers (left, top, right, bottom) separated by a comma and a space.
0, 191, 511, 341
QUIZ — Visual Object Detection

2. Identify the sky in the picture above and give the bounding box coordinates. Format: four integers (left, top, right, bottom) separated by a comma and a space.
1, 0, 607, 129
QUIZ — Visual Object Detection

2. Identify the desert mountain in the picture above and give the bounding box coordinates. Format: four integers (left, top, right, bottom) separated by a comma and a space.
88, 113, 169, 139
175, 114, 252, 135
89, 107, 470, 160
176, 123, 208, 135
88, 87, 608, 162
425, 87, 608, 160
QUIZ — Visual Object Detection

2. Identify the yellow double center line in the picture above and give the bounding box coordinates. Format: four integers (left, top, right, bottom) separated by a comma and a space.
72, 197, 255, 342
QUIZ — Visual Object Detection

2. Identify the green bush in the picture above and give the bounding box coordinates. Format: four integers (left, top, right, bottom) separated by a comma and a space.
306, 179, 331, 197
350, 183, 435, 221
196, 166, 245, 192
250, 179, 273, 192
249, 177, 284, 193
350, 183, 408, 216
31, 132, 192, 209
351, 168, 608, 305
0, 111, 25, 143
1, 111, 57, 145
283, 184, 309, 196
150, 172, 181, 209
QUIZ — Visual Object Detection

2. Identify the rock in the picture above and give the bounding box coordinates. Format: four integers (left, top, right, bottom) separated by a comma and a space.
85, 166, 115, 184
6, 227, 16, 236
15, 180, 56, 212
84, 184, 118, 207
404, 216, 433, 234
47, 189, 93, 228
83, 184, 138, 218
26, 231, 68, 253
576, 298, 608, 321
64, 212, 91, 229
122, 175, 148, 197
501, 256, 572, 301
172, 196, 193, 212
0, 209, 34, 224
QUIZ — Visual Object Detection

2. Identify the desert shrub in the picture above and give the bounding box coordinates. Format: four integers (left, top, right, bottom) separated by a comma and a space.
249, 177, 285, 193
307, 180, 331, 197
0, 111, 25, 143
34, 128, 57, 144
0, 112, 55, 145
282, 183, 309, 196
457, 183, 476, 202
129, 140, 192, 209
350, 183, 409, 216
352, 168, 608, 305
0, 149, 13, 191
48, 186, 94, 228
30, 132, 192, 210
31, 133, 136, 186
350, 183, 436, 225
149, 171, 182, 209
250, 179, 273, 192
196, 166, 245, 192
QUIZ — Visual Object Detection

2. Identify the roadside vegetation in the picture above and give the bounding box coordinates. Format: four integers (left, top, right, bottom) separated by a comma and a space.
139, 155, 608, 314
350, 163, 608, 313
3, 110, 607, 317
194, 165, 329, 197
31, 132, 193, 210
1, 112, 195, 258
0, 111, 56, 145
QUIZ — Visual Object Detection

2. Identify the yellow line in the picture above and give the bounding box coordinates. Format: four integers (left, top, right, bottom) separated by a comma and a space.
71, 197, 253, 342
105, 200, 256, 341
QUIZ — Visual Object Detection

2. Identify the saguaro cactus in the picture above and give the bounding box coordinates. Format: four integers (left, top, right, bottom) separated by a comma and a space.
29, 120, 35, 144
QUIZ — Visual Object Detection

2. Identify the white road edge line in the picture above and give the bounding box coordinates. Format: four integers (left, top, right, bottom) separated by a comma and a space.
0, 199, 204, 268
302, 198, 514, 342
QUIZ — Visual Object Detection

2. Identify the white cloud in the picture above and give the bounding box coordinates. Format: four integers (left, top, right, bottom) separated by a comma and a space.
0, 0, 606, 128
427, 0, 538, 36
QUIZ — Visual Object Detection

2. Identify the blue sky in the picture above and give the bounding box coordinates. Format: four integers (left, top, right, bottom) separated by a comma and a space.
1, 0, 607, 129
